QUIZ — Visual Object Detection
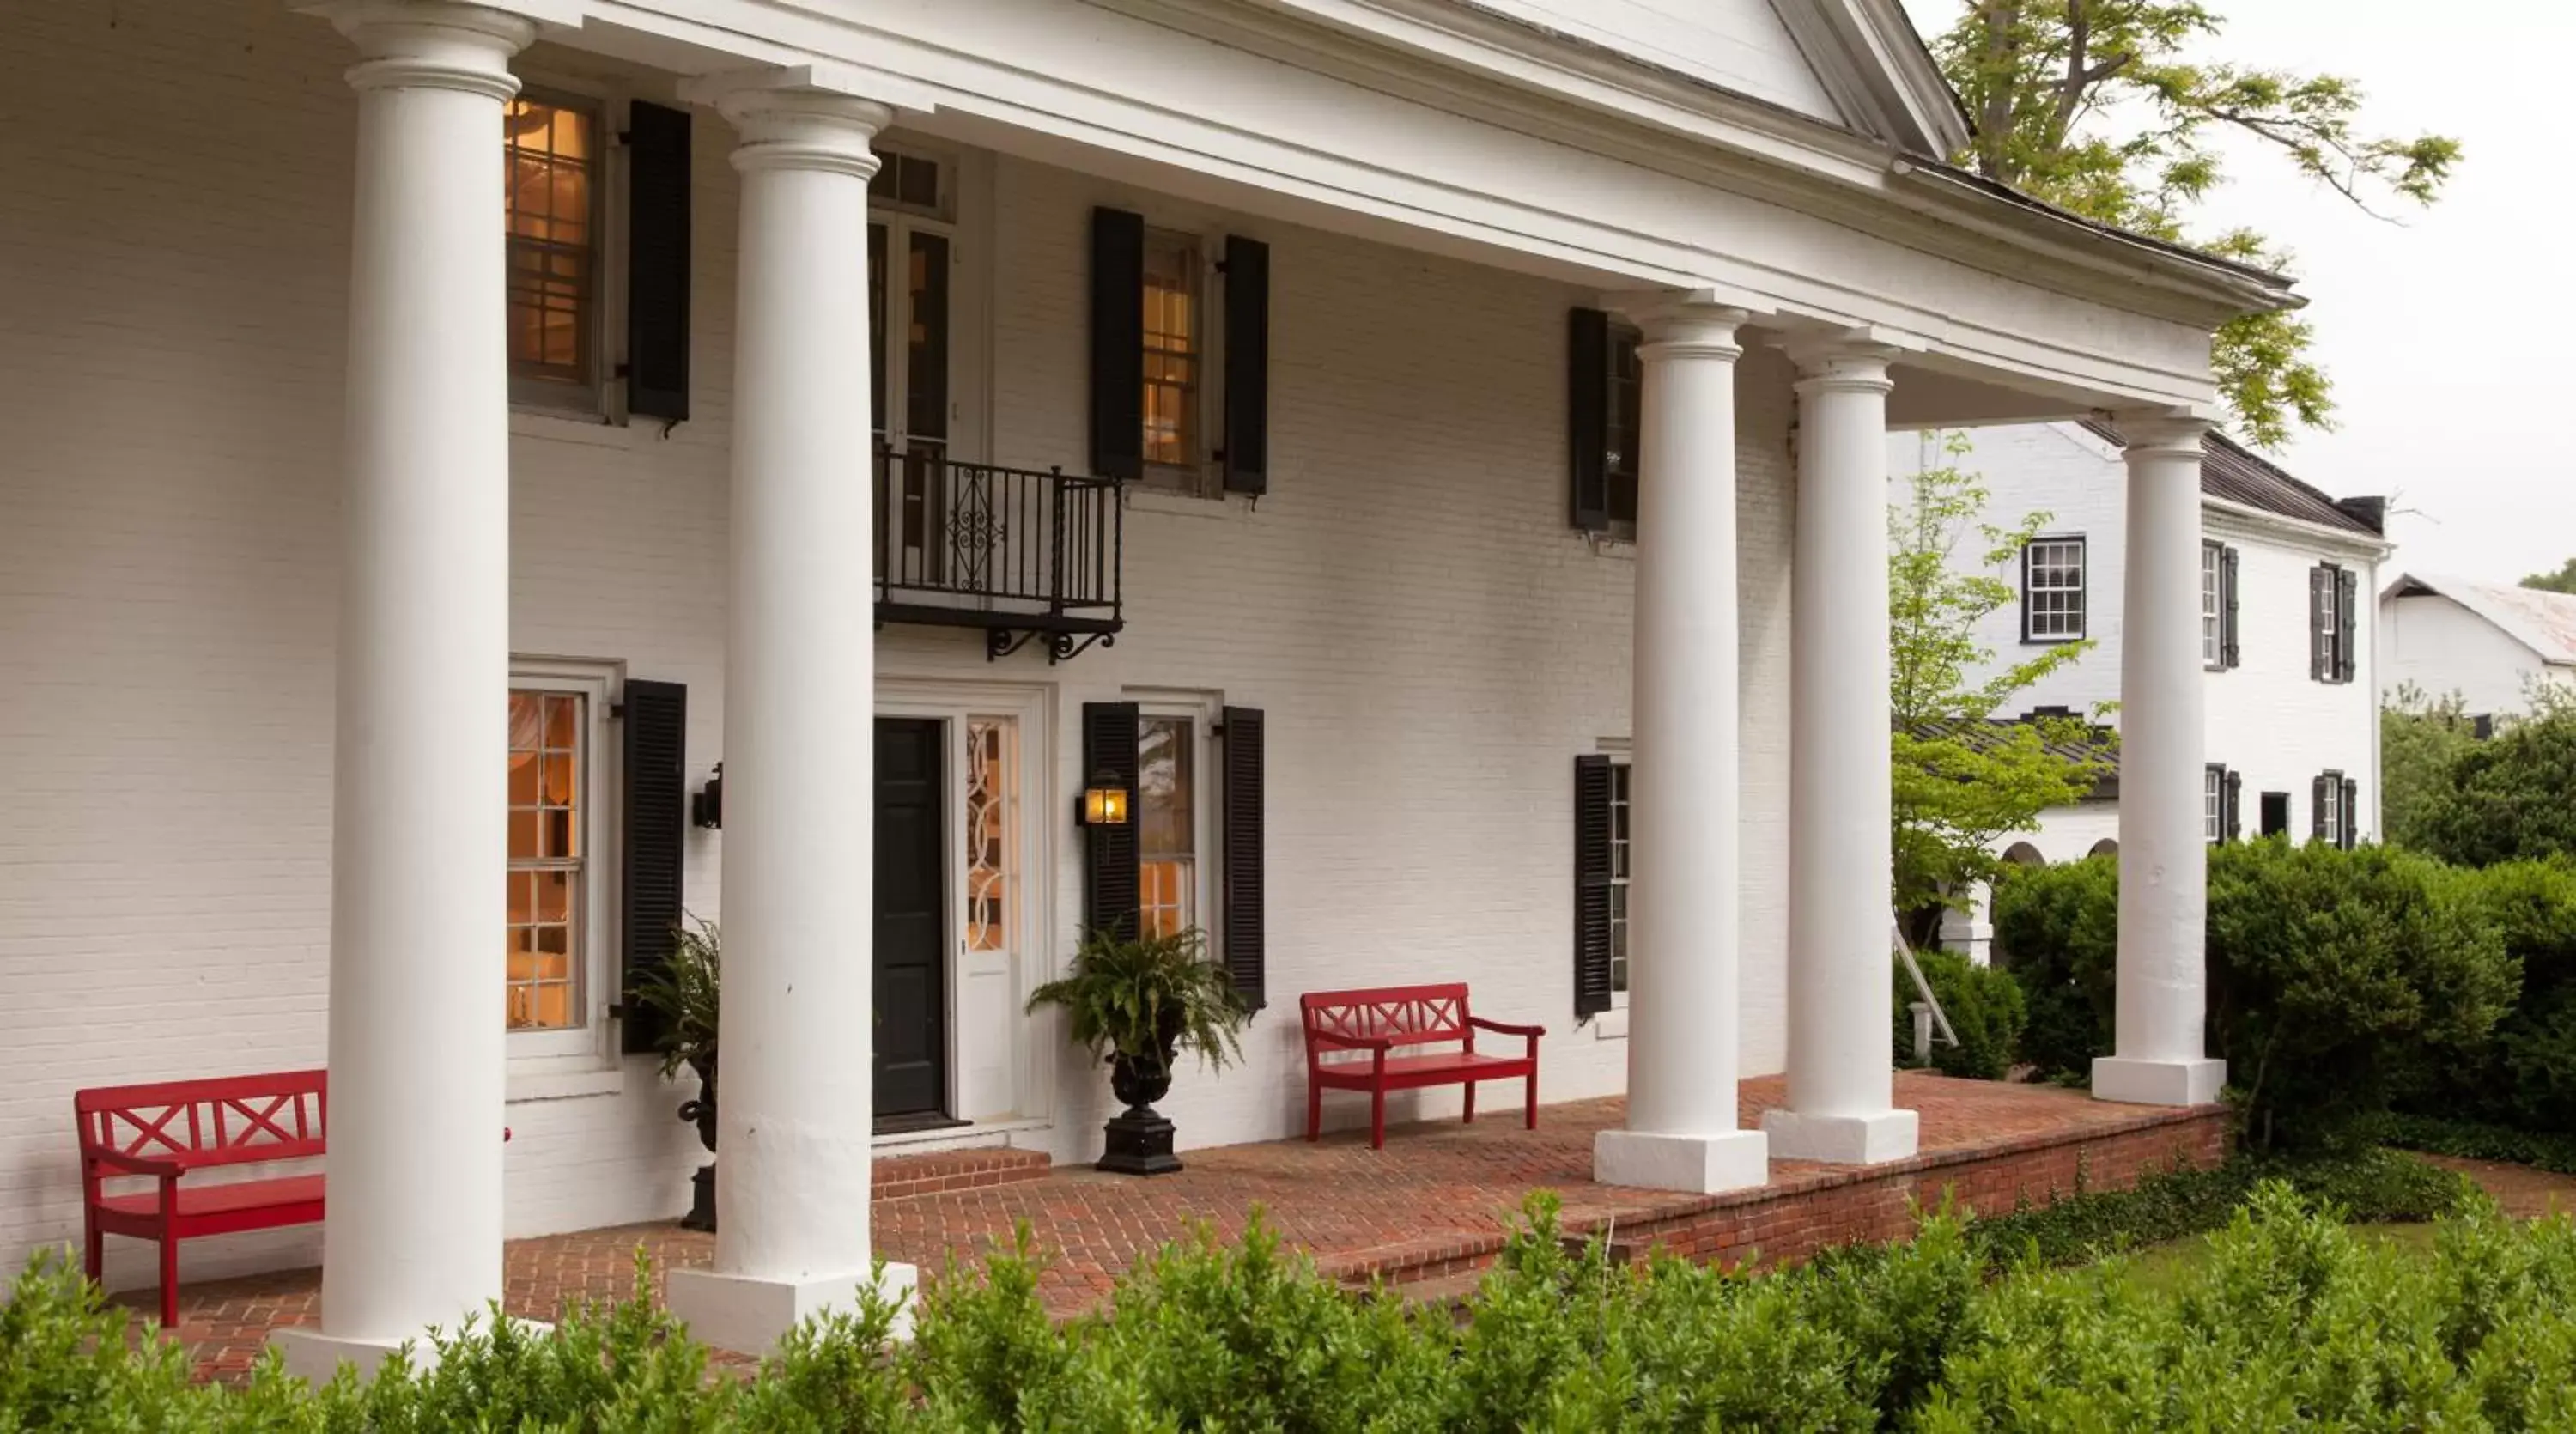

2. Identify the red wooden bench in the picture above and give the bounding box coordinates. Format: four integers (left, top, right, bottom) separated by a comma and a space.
1301, 983, 1546, 1149
75, 1069, 330, 1328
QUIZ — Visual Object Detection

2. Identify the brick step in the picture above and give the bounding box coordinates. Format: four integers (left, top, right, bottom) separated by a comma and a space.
872, 1146, 1052, 1201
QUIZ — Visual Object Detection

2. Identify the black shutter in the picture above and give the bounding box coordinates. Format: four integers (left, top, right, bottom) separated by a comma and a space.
2335, 568, 2360, 683
1573, 755, 1615, 1019
1089, 208, 1145, 482
620, 679, 689, 1054
1567, 308, 1611, 532
2224, 769, 2243, 843
1220, 706, 1266, 1009
2312, 774, 2329, 842
1221, 236, 1269, 496
2221, 545, 2241, 669
1082, 702, 1141, 939
2310, 566, 2333, 681
2342, 777, 2360, 848
624, 101, 691, 423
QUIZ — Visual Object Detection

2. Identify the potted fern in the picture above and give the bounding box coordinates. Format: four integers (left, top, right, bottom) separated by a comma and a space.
634, 914, 721, 1230
1027, 927, 1249, 1175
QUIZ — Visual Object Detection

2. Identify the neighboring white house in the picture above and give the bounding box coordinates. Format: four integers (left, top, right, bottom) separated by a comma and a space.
1893, 422, 2392, 959
2379, 574, 2576, 720
1, 0, 2288, 1367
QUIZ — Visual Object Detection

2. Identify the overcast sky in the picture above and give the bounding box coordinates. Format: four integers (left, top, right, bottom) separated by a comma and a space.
1900, 1, 2570, 585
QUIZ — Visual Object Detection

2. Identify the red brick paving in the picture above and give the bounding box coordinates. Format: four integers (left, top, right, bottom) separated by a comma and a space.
2425, 1155, 2576, 1220
127, 1073, 2225, 1382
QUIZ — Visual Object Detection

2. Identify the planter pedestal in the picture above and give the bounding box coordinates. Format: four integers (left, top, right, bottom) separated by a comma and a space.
1097, 1103, 1182, 1176
683, 1163, 717, 1231
680, 1059, 719, 1231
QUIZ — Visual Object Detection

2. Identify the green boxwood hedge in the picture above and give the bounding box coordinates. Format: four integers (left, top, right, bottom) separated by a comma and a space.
5, 1156, 2559, 1432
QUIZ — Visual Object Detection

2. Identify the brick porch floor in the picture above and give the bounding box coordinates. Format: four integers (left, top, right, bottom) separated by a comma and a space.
125, 1072, 2227, 1382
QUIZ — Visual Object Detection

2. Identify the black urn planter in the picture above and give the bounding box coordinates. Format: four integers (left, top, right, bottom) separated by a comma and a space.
1097, 1049, 1183, 1176
677, 1055, 719, 1232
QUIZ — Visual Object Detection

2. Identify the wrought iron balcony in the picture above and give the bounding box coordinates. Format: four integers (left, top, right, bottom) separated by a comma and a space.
872, 447, 1126, 661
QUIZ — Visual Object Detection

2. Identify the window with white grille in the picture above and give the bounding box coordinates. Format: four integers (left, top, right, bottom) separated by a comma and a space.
2023, 538, 2087, 641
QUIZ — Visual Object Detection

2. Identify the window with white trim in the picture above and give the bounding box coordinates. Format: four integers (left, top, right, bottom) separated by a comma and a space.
506, 667, 615, 1059
1141, 230, 1205, 487
1138, 714, 1198, 938
2022, 537, 2087, 641
504, 93, 605, 410
2202, 542, 2223, 667
1607, 758, 1631, 1001
2204, 764, 2225, 845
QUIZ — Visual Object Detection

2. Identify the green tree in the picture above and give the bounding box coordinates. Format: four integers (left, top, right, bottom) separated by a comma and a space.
2522, 557, 2576, 595
1891, 436, 2111, 948
1928, 2, 2461, 446
2379, 683, 2480, 851
2415, 688, 2576, 868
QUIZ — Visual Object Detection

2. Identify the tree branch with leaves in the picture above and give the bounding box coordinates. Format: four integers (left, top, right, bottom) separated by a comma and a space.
1931, 0, 2460, 447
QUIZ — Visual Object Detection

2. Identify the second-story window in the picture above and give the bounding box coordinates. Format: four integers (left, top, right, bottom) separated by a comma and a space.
1141, 231, 1202, 479
504, 95, 601, 408
2022, 537, 2087, 642
2310, 562, 2359, 684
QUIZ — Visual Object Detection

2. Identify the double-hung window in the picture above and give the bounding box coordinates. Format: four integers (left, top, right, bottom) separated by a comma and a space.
1141, 231, 1204, 483
2202, 541, 2240, 670
504, 94, 604, 410
2310, 562, 2360, 683
2204, 764, 2240, 844
1607, 759, 1632, 1000
507, 669, 614, 1059
2313, 771, 2360, 849
2022, 538, 2087, 642
1137, 714, 1200, 938
1604, 327, 1643, 537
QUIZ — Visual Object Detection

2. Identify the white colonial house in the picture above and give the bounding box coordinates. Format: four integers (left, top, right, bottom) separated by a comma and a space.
2380, 573, 2576, 720
1892, 422, 2392, 960
2, 0, 2285, 1370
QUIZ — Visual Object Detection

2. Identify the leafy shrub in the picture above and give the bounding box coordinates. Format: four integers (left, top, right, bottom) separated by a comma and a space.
2366, 1112, 2576, 1177
2414, 696, 2576, 867
2411, 859, 2576, 1132
2208, 840, 2517, 1149
1893, 948, 2027, 1079
1989, 855, 2118, 1079
3, 1171, 2562, 1432
1966, 1147, 2471, 1267
1990, 842, 2518, 1149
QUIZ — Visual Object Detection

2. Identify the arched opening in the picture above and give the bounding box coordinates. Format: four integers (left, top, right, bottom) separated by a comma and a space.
2001, 842, 2046, 870
2087, 838, 2119, 860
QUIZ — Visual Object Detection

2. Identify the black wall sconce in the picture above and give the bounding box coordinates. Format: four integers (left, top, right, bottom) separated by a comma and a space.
1077, 769, 1130, 827
691, 763, 723, 829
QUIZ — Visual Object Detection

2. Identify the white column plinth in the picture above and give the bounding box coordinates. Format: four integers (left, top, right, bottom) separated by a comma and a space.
2094, 416, 2227, 1108
276, 1, 532, 1376
664, 72, 914, 1353
1764, 338, 1918, 1166
1593, 297, 1768, 1195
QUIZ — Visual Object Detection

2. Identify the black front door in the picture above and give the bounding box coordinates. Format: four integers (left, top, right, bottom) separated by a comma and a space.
874, 718, 947, 1121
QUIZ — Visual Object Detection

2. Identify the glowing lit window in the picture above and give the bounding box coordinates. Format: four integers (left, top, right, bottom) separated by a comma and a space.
504, 96, 598, 397
507, 689, 585, 1031
1141, 232, 1200, 475
1138, 715, 1196, 937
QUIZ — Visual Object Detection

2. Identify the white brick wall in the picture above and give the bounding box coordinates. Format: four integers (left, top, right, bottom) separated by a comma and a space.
0, 0, 1796, 1285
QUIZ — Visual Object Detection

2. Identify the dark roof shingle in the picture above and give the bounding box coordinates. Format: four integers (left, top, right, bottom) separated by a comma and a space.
2080, 422, 2384, 537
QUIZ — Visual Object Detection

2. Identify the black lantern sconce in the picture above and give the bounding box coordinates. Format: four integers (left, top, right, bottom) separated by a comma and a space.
691, 763, 724, 829
1077, 769, 1130, 827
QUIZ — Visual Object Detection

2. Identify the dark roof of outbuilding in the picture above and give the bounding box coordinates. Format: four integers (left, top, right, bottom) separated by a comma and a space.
1910, 714, 2120, 803
2081, 422, 2386, 538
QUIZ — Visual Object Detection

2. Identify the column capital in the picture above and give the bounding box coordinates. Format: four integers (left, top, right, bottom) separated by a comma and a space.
2111, 411, 2212, 462
1622, 296, 1748, 363
683, 64, 933, 179
1783, 335, 1899, 397
315, 0, 543, 100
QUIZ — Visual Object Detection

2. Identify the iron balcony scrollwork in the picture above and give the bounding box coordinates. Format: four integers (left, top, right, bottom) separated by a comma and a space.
872, 447, 1126, 663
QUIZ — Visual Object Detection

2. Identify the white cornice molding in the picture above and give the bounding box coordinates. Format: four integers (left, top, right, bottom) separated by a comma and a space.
1769, 0, 1970, 158
2202, 495, 2394, 558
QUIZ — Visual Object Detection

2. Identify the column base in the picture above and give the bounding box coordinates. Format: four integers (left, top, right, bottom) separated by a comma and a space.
665, 1261, 919, 1354
2091, 1055, 2227, 1107
1760, 1107, 1920, 1164
272, 1316, 547, 1384
1593, 1127, 1768, 1194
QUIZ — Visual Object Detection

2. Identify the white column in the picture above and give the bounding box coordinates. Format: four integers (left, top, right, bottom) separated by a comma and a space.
1762, 339, 1918, 1164
274, 0, 531, 1382
2093, 416, 2227, 1107
1594, 298, 1769, 1194
663, 72, 917, 1354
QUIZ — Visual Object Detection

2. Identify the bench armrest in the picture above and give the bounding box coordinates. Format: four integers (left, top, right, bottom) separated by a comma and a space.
1468, 1017, 1546, 1039
85, 1147, 186, 1179
1308, 1030, 1394, 1053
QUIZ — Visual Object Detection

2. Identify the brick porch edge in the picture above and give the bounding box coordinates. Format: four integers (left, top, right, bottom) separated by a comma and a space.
1319, 1102, 2230, 1289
